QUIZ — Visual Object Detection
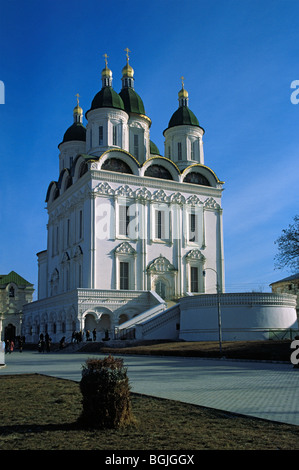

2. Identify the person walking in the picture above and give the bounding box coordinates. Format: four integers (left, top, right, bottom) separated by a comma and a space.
9, 340, 14, 353
45, 336, 51, 353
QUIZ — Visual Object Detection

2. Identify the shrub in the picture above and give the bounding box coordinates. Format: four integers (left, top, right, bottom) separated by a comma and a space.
78, 355, 136, 429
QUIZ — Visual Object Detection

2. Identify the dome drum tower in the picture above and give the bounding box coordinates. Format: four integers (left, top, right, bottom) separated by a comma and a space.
163, 78, 205, 171
58, 95, 86, 173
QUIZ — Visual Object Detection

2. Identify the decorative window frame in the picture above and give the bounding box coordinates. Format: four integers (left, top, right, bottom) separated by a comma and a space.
115, 197, 139, 241
147, 255, 177, 300
185, 249, 205, 294
61, 251, 71, 292
150, 202, 171, 244
110, 120, 123, 148
129, 123, 144, 161
188, 136, 200, 161
114, 242, 137, 290
7, 283, 17, 299
183, 203, 204, 247
73, 245, 83, 288
50, 268, 59, 296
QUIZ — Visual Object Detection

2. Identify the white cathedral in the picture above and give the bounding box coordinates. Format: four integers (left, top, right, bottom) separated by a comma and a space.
22, 51, 225, 343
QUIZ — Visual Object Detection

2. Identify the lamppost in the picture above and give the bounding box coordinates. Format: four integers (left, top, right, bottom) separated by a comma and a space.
203, 268, 223, 357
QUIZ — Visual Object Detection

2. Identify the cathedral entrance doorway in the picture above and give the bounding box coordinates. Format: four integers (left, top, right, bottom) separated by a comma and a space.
147, 255, 177, 301
82, 310, 112, 340
84, 313, 97, 333
155, 280, 167, 300
5, 323, 16, 342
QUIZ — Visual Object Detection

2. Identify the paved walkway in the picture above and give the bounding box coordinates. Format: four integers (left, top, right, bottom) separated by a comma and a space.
1, 350, 299, 427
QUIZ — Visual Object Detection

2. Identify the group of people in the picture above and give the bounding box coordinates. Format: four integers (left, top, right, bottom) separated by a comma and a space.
4, 328, 101, 355
72, 328, 97, 343
38, 333, 52, 353
34, 328, 99, 353
5, 336, 25, 353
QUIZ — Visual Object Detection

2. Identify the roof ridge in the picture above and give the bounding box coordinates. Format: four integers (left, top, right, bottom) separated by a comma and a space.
0, 270, 33, 287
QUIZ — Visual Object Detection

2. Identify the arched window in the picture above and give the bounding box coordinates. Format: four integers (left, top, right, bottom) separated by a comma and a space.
102, 158, 133, 174
79, 161, 88, 178
8, 286, 14, 297
144, 164, 173, 180
183, 172, 210, 186
64, 174, 72, 190
53, 186, 60, 200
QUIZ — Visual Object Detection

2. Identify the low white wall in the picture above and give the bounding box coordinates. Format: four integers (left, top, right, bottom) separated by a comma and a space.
136, 304, 181, 340
179, 292, 298, 341
0, 341, 5, 365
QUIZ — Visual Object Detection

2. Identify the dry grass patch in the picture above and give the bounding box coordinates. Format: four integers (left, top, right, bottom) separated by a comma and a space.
96, 340, 294, 361
0, 374, 299, 450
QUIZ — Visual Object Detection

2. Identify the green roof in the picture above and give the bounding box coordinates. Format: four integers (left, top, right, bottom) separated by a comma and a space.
0, 271, 33, 287
89, 86, 125, 112
60, 122, 86, 145
167, 106, 200, 130
119, 87, 145, 115
150, 140, 161, 155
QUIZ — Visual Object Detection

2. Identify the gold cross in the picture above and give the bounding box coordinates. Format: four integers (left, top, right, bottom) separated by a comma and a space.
181, 76, 185, 88
75, 93, 80, 105
103, 53, 108, 67
125, 47, 131, 61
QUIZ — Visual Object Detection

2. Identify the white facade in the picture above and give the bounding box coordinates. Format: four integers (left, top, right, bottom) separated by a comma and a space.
22, 54, 225, 343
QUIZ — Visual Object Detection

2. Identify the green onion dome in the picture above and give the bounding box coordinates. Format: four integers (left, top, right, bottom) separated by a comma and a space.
119, 48, 146, 116
59, 99, 86, 146
90, 86, 125, 112
168, 106, 200, 129
119, 87, 145, 115
86, 54, 125, 115
150, 140, 161, 155
164, 78, 203, 134
61, 122, 86, 144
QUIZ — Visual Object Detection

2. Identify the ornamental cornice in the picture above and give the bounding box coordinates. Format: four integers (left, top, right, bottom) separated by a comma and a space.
170, 192, 186, 204
151, 189, 169, 203
134, 187, 152, 201
185, 249, 206, 261
114, 184, 135, 199
147, 255, 177, 273
91, 170, 223, 198
115, 242, 137, 255
204, 197, 220, 210
92, 183, 208, 208
94, 182, 115, 196
186, 195, 203, 206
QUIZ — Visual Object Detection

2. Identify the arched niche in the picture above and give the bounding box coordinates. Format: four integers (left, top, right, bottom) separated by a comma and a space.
144, 164, 173, 180
102, 157, 133, 174
183, 172, 211, 186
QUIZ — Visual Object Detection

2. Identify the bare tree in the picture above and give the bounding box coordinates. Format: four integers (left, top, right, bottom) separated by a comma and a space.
274, 215, 299, 272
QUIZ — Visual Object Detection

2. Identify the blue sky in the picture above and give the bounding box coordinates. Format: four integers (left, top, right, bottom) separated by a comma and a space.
0, 0, 298, 298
